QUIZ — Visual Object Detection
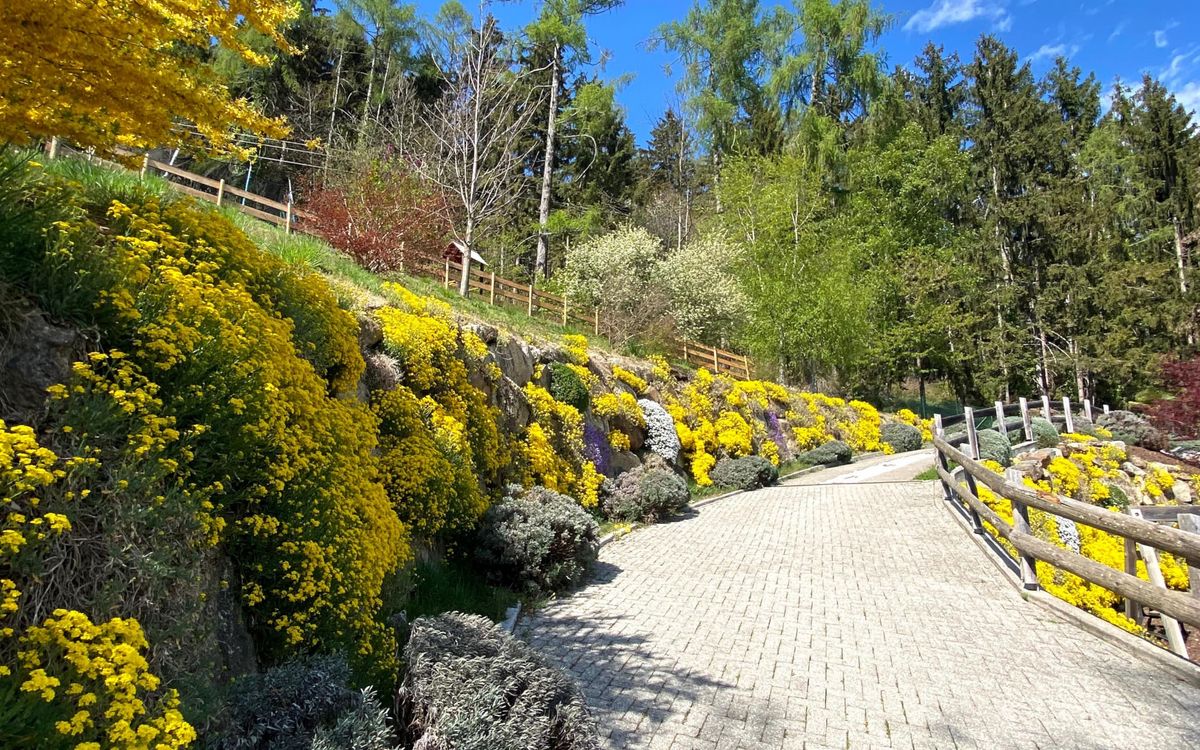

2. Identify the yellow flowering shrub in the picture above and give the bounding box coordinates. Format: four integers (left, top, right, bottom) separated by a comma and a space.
896, 408, 933, 442
2, 610, 194, 748
611, 365, 648, 394
715, 411, 753, 457
3, 170, 409, 687
837, 401, 884, 453
522, 385, 602, 508
649, 355, 672, 382
563, 334, 590, 366
0, 0, 296, 157
593, 392, 646, 427
609, 430, 632, 452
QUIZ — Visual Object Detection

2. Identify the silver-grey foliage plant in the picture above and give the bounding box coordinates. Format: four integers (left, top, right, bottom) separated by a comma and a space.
639, 398, 680, 463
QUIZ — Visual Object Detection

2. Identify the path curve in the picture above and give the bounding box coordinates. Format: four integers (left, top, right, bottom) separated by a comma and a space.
519, 478, 1200, 749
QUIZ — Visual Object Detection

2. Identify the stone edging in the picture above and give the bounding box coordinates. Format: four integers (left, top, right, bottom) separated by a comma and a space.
941, 497, 1200, 686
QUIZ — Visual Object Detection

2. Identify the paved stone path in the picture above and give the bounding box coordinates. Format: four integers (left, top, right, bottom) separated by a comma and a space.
519, 475, 1200, 749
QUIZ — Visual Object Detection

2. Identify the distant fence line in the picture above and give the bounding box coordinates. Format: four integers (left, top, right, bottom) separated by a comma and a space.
45, 139, 755, 380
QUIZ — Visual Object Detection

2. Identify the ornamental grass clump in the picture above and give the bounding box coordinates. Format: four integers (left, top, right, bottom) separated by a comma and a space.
602, 464, 689, 523
709, 455, 778, 491
398, 612, 599, 750
881, 422, 922, 453
209, 655, 397, 750
475, 487, 599, 596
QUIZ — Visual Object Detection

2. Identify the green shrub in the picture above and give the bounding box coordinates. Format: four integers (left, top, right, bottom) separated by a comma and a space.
1097, 410, 1169, 450
880, 422, 922, 453
398, 612, 599, 750
1031, 416, 1059, 448
549, 363, 590, 414
209, 655, 398, 750
975, 428, 1011, 466
709, 455, 779, 490
797, 440, 852, 466
602, 464, 689, 522
475, 486, 599, 596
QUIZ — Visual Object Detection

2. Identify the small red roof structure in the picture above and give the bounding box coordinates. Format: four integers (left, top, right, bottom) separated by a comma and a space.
443, 239, 488, 267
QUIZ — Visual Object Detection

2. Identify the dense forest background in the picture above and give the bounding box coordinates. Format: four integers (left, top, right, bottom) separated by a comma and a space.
208, 0, 1200, 408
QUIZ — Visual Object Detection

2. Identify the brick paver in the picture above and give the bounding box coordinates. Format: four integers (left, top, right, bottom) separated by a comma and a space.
519, 480, 1200, 749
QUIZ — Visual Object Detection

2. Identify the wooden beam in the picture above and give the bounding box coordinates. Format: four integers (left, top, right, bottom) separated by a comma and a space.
1019, 397, 1033, 441
1083, 398, 1093, 422
994, 400, 1007, 438
934, 435, 1200, 561
936, 462, 1200, 628
1062, 396, 1074, 433
1130, 508, 1189, 656
1179, 515, 1200, 601
964, 407, 980, 460
1042, 395, 1052, 420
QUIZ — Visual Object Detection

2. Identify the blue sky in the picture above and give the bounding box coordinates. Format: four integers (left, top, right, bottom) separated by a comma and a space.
412, 0, 1200, 145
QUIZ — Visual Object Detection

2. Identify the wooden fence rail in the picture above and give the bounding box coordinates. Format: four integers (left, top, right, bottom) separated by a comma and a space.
932, 398, 1200, 656
46, 139, 756, 379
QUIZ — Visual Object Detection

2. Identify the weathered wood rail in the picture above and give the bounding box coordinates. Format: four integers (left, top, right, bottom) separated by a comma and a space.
426, 258, 754, 380
932, 398, 1200, 656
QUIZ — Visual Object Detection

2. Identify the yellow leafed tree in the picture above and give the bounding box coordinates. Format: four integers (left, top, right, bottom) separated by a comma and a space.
0, 0, 298, 154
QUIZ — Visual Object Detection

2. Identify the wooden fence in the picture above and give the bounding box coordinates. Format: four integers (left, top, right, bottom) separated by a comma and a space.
424, 259, 755, 380
46, 139, 756, 380
932, 396, 1200, 657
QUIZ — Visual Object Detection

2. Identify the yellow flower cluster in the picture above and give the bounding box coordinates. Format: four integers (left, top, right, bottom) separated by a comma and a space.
609, 430, 632, 452
8, 610, 194, 748
840, 401, 885, 453
971, 442, 1190, 637
593, 392, 646, 427
1, 0, 296, 157
612, 365, 648, 394
24, 184, 408, 681
563, 334, 590, 366
649, 355, 672, 382
714, 411, 753, 457
523, 385, 603, 507
896, 408, 933, 442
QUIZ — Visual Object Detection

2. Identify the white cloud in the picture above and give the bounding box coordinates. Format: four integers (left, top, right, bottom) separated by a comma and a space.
1177, 82, 1200, 121
903, 0, 1010, 33
1107, 20, 1126, 43
1155, 30, 1169, 48
1030, 43, 1080, 63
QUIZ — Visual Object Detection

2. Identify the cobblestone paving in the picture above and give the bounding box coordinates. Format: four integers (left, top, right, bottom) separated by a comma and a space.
519, 481, 1200, 749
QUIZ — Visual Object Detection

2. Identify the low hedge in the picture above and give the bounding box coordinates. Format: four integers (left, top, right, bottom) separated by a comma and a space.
602, 464, 689, 523
881, 422, 922, 453
709, 455, 778, 491
796, 440, 852, 466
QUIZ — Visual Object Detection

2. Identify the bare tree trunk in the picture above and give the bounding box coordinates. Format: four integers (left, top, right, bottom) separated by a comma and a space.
375, 52, 393, 125
459, 216, 476, 296
360, 45, 378, 140
535, 46, 560, 278
326, 45, 346, 172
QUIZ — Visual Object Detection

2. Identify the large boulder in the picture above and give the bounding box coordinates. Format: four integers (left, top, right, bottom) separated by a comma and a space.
491, 335, 536, 386
0, 298, 85, 426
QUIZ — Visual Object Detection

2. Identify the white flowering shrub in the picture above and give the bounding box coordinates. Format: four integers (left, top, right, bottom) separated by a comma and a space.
639, 398, 681, 463
658, 230, 749, 342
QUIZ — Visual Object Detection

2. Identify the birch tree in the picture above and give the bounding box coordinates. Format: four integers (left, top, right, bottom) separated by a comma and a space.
419, 5, 541, 295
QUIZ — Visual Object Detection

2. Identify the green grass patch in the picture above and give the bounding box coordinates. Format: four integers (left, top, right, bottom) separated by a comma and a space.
402, 556, 515, 623
914, 466, 939, 481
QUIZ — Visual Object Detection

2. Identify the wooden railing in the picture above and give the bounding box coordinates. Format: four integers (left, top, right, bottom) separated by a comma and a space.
932, 398, 1200, 657
424, 259, 754, 380
47, 138, 314, 232
47, 139, 756, 379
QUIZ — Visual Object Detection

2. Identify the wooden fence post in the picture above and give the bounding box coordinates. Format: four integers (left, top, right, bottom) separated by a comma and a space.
443, 260, 450, 288
933, 414, 955, 504
47, 137, 59, 160
1042, 395, 1052, 420
994, 400, 1007, 438
712, 346, 720, 373
1019, 397, 1033, 441
1103, 404, 1111, 415
593, 307, 599, 336
1083, 398, 1093, 422
141, 154, 150, 178
1004, 467, 1040, 590
527, 283, 534, 316
216, 179, 225, 205
562, 297, 568, 327
489, 272, 496, 306
1124, 536, 1140, 622
683, 342, 690, 367
961, 407, 985, 534
1129, 508, 1188, 656
285, 200, 293, 234
1179, 515, 1200, 600
964, 407, 980, 460
1062, 396, 1074, 433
